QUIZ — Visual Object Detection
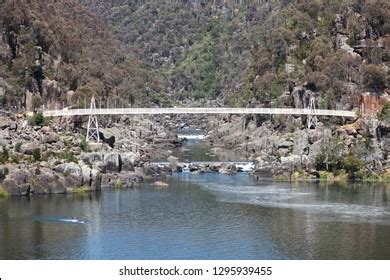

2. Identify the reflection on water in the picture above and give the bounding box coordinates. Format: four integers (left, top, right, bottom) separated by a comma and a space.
0, 174, 389, 260
180, 173, 390, 225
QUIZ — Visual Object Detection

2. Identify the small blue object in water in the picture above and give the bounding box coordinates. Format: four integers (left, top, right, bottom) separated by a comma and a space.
33, 216, 86, 225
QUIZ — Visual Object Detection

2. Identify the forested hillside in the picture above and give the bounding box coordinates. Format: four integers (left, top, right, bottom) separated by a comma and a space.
1, 0, 389, 111
79, 0, 389, 110
0, 0, 162, 110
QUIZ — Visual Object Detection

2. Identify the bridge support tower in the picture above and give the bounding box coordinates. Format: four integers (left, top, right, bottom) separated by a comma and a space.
86, 97, 100, 142
307, 96, 317, 129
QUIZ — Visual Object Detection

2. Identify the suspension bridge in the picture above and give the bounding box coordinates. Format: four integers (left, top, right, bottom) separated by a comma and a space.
42, 97, 357, 142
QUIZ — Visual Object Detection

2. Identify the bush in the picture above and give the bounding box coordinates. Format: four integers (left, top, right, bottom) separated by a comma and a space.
58, 148, 78, 163
0, 146, 9, 164
0, 186, 9, 198
342, 154, 362, 174
14, 142, 22, 152
378, 103, 390, 121
32, 95, 43, 110
32, 148, 41, 162
28, 113, 46, 126
79, 138, 90, 152
362, 64, 387, 93
315, 152, 327, 171
115, 179, 122, 189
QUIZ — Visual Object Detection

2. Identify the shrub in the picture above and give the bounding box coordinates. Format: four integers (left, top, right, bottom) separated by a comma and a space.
28, 113, 46, 126
362, 64, 387, 93
0, 146, 9, 164
342, 154, 362, 175
14, 142, 22, 152
32, 148, 41, 162
79, 138, 90, 152
61, 148, 78, 163
73, 186, 90, 193
32, 95, 43, 110
115, 179, 122, 189
378, 103, 390, 121
0, 186, 9, 198
315, 152, 327, 171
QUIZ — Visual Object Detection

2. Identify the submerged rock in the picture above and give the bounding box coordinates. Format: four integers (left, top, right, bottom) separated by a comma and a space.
152, 181, 169, 187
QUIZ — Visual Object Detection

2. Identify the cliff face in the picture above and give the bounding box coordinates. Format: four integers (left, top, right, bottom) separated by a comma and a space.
0, 0, 162, 110
78, 0, 389, 111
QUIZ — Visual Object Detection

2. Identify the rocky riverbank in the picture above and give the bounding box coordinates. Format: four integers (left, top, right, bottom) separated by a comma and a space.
1, 103, 389, 197
0, 111, 184, 196
202, 113, 390, 181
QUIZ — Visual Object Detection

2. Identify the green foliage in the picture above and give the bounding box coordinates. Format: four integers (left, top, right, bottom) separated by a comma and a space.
28, 113, 46, 126
79, 138, 91, 152
0, 146, 9, 164
378, 103, 390, 121
315, 133, 365, 178
32, 95, 43, 110
2, 0, 389, 114
0, 186, 9, 198
362, 64, 387, 93
316, 141, 363, 179
57, 148, 78, 163
151, 93, 173, 107
14, 143, 22, 153
115, 179, 122, 189
315, 152, 327, 171
175, 32, 218, 99
32, 148, 41, 162
73, 186, 90, 193
0, 147, 9, 164
342, 154, 362, 174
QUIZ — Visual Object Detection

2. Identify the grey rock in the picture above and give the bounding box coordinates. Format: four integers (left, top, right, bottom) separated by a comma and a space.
20, 142, 39, 155
54, 162, 83, 186
42, 132, 59, 144
121, 152, 139, 171
220, 164, 237, 174
31, 168, 67, 194
293, 130, 309, 155
82, 153, 103, 165
103, 153, 122, 173
2, 168, 31, 196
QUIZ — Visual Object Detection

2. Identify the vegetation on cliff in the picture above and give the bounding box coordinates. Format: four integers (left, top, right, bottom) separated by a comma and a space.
79, 0, 389, 109
0, 0, 163, 109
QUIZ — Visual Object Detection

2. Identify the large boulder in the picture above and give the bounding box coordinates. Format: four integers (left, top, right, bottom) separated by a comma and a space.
82, 153, 103, 165
42, 79, 62, 109
293, 130, 309, 155
121, 152, 139, 172
54, 162, 83, 186
101, 172, 143, 188
20, 142, 39, 155
54, 162, 101, 190
31, 168, 67, 194
79, 163, 102, 190
2, 168, 31, 196
103, 153, 122, 173
42, 132, 59, 144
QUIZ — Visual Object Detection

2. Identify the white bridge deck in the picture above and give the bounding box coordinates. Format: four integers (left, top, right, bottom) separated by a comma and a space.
43, 107, 357, 117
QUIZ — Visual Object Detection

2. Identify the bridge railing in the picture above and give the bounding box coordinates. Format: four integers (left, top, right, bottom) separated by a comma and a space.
43, 107, 357, 118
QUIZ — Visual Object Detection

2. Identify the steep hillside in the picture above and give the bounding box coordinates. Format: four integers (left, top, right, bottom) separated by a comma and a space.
0, 0, 162, 110
79, 0, 389, 111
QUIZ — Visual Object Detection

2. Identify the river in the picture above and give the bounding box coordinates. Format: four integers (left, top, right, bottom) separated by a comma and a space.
0, 133, 389, 259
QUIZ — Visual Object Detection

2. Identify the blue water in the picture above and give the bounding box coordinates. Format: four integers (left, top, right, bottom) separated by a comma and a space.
1, 173, 389, 259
